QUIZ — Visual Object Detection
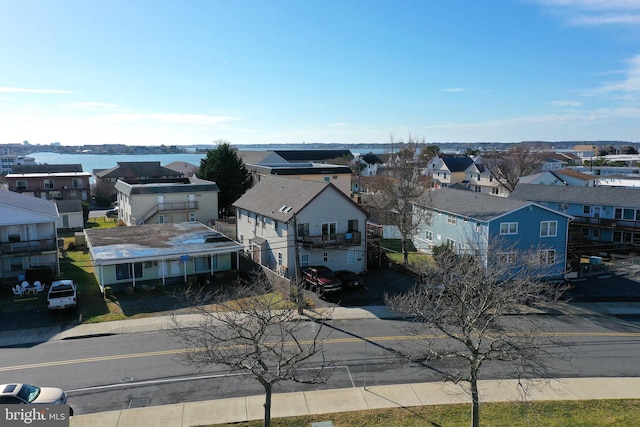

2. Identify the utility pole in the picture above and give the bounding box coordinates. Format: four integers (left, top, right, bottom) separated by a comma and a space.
293, 213, 303, 314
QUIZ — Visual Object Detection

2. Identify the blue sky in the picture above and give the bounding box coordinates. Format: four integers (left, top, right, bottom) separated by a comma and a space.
1, 0, 640, 146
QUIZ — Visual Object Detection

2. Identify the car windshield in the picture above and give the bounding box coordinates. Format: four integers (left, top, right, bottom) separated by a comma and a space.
317, 270, 335, 279
16, 384, 40, 403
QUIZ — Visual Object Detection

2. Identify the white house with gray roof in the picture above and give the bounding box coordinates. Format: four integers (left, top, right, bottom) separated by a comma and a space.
0, 190, 60, 283
413, 188, 571, 279
233, 175, 368, 278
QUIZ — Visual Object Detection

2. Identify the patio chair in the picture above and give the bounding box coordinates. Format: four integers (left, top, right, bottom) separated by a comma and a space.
34, 281, 44, 293
21, 281, 30, 291
12, 285, 24, 296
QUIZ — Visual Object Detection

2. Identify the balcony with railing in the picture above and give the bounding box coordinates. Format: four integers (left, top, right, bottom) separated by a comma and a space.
139, 201, 199, 224
1, 238, 57, 255
299, 231, 362, 249
572, 215, 640, 230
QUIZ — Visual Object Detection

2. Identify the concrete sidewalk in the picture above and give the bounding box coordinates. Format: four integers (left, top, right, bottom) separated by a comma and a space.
3, 301, 640, 348
68, 377, 640, 427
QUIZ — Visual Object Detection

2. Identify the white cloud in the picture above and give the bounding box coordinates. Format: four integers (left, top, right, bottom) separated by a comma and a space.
591, 54, 640, 95
62, 102, 120, 108
0, 87, 73, 94
534, 0, 640, 25
550, 100, 582, 107
442, 88, 465, 92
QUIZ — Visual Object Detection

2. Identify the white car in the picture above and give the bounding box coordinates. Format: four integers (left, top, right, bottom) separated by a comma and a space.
0, 383, 68, 405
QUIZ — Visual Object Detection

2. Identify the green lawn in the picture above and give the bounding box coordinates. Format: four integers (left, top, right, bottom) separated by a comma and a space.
213, 399, 640, 427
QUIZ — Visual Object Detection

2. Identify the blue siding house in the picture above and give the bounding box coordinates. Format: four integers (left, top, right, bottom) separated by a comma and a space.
413, 188, 572, 279
510, 184, 640, 249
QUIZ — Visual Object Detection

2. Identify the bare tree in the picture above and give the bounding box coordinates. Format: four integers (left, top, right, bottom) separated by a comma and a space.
167, 275, 332, 427
386, 243, 569, 427
366, 139, 431, 266
482, 142, 551, 193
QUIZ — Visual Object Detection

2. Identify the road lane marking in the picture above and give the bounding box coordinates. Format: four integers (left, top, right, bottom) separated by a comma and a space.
2, 332, 640, 372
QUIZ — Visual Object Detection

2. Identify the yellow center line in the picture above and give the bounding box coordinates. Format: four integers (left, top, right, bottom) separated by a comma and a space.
1, 331, 639, 372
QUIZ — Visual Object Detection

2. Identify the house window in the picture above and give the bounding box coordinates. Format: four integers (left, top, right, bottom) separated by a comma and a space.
447, 215, 456, 225
297, 223, 309, 237
499, 252, 516, 264
489, 175, 494, 182
16, 180, 27, 190
539, 249, 555, 265
194, 257, 211, 271
446, 238, 456, 248
10, 257, 22, 271
583, 205, 591, 214
323, 251, 328, 262
300, 254, 309, 268
425, 230, 433, 242
72, 178, 83, 188
324, 176, 330, 182
239, 234, 244, 244
500, 222, 518, 235
277, 252, 283, 266
475, 223, 482, 233
116, 262, 143, 280
592, 229, 600, 239
540, 221, 558, 237
348, 219, 358, 232
158, 214, 167, 224
273, 220, 278, 231
491, 187, 499, 195
347, 249, 356, 264
322, 222, 337, 238
189, 212, 196, 222
43, 179, 54, 189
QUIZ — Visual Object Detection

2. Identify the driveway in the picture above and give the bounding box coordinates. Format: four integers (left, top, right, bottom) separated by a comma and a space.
303, 268, 418, 308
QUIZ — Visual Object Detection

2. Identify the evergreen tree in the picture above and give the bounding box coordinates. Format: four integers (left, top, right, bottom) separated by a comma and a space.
199, 140, 251, 217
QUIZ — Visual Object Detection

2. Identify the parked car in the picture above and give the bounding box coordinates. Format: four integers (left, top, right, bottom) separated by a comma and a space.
105, 208, 118, 218
302, 266, 343, 296
334, 270, 364, 290
0, 383, 68, 405
47, 280, 77, 310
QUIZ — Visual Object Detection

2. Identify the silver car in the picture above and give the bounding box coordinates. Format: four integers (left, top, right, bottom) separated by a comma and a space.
0, 383, 68, 405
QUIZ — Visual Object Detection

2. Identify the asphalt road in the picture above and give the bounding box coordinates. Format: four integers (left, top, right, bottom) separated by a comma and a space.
2, 315, 640, 415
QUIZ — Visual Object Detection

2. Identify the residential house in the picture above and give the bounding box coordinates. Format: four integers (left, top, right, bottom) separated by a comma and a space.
412, 188, 571, 279
463, 162, 508, 197
0, 190, 59, 283
114, 177, 219, 226
509, 184, 640, 250
237, 150, 287, 165
518, 169, 596, 187
94, 161, 184, 201
5, 164, 91, 201
430, 156, 474, 189
233, 175, 368, 278
271, 149, 352, 164
164, 161, 200, 178
84, 222, 243, 292
245, 162, 353, 196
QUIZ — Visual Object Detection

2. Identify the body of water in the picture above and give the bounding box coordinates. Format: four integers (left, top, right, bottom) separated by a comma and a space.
28, 145, 388, 177
28, 152, 209, 176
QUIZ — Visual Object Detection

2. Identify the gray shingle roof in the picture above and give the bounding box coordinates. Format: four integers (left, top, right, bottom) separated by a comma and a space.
233, 175, 364, 223
422, 188, 531, 221
510, 183, 640, 208
95, 162, 183, 179
55, 199, 83, 213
